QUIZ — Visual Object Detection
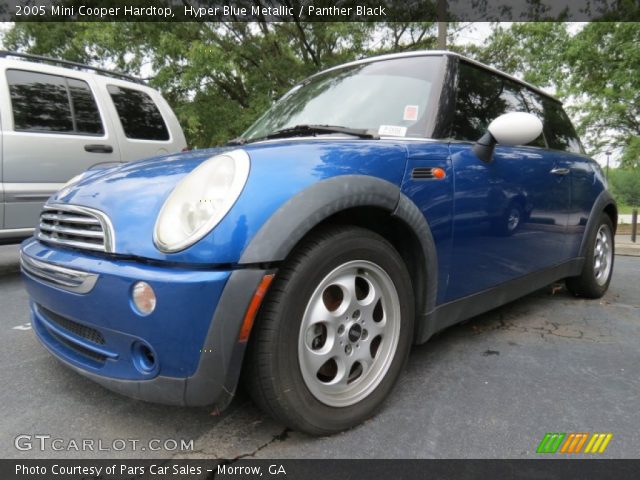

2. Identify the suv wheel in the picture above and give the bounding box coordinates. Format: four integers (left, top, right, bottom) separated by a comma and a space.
243, 225, 414, 435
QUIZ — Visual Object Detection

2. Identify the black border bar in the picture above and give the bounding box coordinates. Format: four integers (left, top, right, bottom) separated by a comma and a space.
1, 0, 640, 22
2, 459, 640, 480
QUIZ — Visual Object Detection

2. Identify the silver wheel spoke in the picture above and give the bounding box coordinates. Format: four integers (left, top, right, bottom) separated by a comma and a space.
306, 347, 335, 374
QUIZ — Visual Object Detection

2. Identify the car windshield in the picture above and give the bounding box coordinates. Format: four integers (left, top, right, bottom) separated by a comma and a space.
241, 55, 443, 141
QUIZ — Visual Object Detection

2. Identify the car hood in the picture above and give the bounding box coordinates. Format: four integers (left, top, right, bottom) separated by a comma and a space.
45, 139, 409, 264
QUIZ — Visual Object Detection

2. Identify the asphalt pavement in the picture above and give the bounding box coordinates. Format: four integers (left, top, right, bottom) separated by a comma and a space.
0, 244, 639, 459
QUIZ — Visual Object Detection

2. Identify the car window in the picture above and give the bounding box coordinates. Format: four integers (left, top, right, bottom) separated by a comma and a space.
107, 85, 169, 141
7, 69, 104, 135
242, 56, 442, 140
540, 98, 583, 153
450, 62, 544, 147
518, 89, 548, 148
67, 78, 104, 135
7, 69, 73, 132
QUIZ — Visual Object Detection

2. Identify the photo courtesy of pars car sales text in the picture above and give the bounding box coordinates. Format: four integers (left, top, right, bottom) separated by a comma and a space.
15, 463, 287, 476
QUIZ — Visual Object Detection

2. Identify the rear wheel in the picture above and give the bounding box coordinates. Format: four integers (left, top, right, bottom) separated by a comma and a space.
243, 225, 414, 435
566, 214, 615, 298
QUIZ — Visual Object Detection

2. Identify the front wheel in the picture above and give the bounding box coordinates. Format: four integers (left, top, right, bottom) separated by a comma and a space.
566, 214, 615, 298
243, 225, 415, 435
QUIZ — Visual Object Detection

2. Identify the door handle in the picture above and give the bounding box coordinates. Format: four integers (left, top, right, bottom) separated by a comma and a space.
550, 167, 570, 176
84, 144, 113, 154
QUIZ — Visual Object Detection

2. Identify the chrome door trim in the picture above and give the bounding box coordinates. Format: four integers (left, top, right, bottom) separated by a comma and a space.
3, 183, 63, 203
0, 227, 34, 239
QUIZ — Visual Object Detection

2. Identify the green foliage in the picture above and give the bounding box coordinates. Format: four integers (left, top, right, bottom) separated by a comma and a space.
2, 21, 437, 148
462, 22, 570, 89
609, 168, 640, 207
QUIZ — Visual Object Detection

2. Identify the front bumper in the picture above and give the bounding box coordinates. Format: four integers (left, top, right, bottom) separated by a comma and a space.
20, 239, 268, 407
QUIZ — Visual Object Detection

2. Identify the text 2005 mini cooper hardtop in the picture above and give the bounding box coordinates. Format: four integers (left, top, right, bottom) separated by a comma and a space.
21, 51, 616, 435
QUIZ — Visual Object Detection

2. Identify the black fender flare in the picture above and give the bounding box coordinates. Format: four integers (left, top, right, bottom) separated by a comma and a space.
579, 190, 617, 258
239, 174, 438, 320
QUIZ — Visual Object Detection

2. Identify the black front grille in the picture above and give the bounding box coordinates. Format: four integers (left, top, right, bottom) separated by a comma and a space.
38, 305, 105, 345
49, 330, 107, 364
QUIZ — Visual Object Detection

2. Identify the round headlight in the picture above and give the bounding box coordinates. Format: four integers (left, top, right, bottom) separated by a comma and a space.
154, 149, 250, 252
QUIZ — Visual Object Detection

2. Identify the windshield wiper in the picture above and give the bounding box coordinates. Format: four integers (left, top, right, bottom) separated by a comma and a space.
227, 124, 379, 146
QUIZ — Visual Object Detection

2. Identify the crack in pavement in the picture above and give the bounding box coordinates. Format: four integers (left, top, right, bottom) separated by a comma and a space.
205, 429, 290, 479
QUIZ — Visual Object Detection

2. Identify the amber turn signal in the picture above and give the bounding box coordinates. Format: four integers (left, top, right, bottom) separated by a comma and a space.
432, 167, 446, 179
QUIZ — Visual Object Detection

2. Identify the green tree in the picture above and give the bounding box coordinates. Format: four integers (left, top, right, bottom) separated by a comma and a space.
609, 169, 640, 208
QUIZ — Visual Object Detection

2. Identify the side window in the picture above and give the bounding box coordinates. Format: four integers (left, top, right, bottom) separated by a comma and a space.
7, 70, 73, 132
519, 89, 547, 148
450, 62, 544, 147
6, 69, 104, 135
67, 78, 104, 135
541, 99, 583, 153
107, 85, 169, 141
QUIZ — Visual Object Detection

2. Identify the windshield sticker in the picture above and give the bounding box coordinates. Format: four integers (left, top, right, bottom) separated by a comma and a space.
403, 105, 419, 121
378, 125, 407, 137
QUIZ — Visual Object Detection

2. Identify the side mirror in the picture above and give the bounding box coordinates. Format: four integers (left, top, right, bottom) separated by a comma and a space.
473, 112, 543, 163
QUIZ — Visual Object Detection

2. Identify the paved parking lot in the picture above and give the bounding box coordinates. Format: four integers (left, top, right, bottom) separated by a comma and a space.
1, 244, 639, 459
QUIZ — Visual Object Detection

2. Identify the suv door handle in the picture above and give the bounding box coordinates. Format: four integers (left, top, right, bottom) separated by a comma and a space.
550, 167, 570, 176
84, 144, 113, 154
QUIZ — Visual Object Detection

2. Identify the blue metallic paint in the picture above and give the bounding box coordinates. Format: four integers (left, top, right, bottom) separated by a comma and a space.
21, 134, 611, 406
51, 140, 408, 265
444, 143, 573, 301
22, 238, 229, 380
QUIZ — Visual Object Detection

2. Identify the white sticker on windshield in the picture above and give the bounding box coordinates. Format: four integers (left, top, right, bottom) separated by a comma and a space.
378, 125, 407, 137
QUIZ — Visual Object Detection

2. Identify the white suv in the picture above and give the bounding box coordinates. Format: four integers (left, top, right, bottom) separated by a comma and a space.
0, 51, 187, 243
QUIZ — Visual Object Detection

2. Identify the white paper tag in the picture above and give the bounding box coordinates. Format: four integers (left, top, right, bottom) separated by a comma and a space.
378, 125, 407, 137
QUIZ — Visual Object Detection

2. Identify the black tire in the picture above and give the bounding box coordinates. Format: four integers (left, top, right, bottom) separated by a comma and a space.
566, 214, 615, 298
243, 225, 415, 435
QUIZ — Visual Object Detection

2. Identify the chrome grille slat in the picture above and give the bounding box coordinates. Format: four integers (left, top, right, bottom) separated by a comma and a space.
39, 223, 105, 238
38, 204, 115, 253
41, 213, 101, 225
36, 232, 106, 252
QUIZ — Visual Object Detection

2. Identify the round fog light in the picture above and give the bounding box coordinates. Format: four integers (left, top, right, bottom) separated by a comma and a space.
132, 281, 156, 315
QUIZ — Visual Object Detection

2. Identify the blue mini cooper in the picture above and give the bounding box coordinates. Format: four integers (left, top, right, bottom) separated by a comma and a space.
21, 51, 616, 435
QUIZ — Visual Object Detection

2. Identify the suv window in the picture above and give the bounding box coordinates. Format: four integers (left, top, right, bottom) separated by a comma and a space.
107, 85, 169, 141
6, 69, 104, 135
450, 62, 544, 147
67, 78, 104, 135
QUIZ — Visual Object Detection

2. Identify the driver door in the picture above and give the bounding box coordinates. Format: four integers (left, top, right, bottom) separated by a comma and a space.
444, 61, 570, 302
